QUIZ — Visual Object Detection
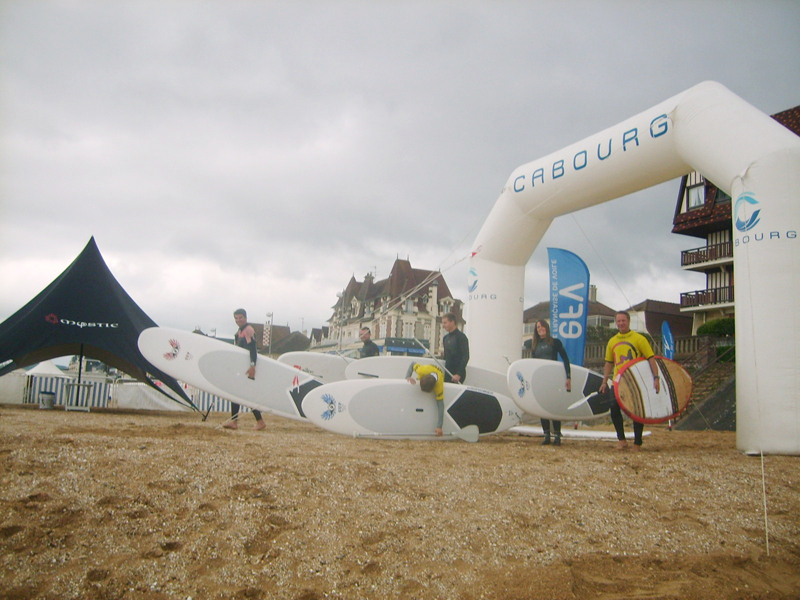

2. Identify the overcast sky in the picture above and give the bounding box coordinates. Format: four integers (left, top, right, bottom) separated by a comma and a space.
1, 1, 799, 342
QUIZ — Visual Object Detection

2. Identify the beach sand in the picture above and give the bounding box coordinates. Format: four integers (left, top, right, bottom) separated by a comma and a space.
1, 405, 798, 599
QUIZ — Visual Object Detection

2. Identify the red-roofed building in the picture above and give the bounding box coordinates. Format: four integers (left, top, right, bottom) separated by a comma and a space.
314, 258, 464, 357
672, 105, 800, 334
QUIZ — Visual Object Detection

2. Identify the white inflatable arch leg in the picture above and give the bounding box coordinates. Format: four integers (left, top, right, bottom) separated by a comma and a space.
469, 81, 800, 455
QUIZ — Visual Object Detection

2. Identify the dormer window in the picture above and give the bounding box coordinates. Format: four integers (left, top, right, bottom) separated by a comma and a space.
687, 184, 705, 210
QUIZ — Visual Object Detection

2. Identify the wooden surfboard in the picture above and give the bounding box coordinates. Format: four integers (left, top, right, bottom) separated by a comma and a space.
344, 356, 508, 396
301, 378, 522, 441
277, 351, 352, 382
138, 327, 321, 421
614, 356, 692, 424
507, 359, 610, 420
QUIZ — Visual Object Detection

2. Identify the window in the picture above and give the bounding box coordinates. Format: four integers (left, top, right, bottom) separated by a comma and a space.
687, 184, 705, 210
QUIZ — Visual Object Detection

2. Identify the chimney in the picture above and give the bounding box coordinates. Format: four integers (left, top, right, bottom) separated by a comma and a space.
589, 284, 597, 303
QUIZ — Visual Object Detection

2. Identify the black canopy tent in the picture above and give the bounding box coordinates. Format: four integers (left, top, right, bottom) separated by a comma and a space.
0, 238, 196, 410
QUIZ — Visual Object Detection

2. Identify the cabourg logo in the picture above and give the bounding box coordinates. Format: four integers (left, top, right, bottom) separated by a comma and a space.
467, 268, 478, 293
734, 192, 761, 232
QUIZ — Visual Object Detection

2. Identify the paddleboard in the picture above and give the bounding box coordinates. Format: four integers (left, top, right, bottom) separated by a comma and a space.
509, 425, 652, 440
138, 327, 322, 421
277, 351, 352, 382
345, 356, 509, 396
614, 356, 692, 424
301, 379, 522, 441
508, 359, 610, 420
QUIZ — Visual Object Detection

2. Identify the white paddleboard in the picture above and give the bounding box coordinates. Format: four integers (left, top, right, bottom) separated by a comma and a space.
345, 356, 509, 396
277, 351, 352, 383
509, 425, 652, 440
301, 379, 522, 441
508, 359, 609, 420
138, 327, 322, 421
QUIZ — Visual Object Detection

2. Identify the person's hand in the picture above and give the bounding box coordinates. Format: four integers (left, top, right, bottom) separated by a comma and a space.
247, 366, 256, 380
452, 374, 461, 383
407, 377, 416, 385
435, 427, 443, 436
599, 380, 608, 394
565, 377, 571, 392
654, 377, 661, 394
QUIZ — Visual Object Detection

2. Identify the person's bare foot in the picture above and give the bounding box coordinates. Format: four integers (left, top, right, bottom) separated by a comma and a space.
631, 444, 642, 452
222, 421, 238, 430
254, 420, 266, 431
616, 440, 628, 451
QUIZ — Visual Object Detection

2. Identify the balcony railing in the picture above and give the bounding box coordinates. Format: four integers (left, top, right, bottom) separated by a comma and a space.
681, 241, 733, 267
680, 286, 734, 308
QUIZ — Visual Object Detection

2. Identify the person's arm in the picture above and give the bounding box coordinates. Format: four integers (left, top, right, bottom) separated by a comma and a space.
599, 361, 613, 393
243, 326, 258, 379
647, 356, 661, 393
435, 400, 444, 436
639, 337, 660, 393
405, 362, 418, 383
555, 339, 572, 392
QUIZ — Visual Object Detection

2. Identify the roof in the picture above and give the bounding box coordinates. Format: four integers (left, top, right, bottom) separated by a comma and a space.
272, 331, 311, 355
627, 299, 684, 316
771, 105, 800, 135
332, 258, 461, 323
627, 299, 693, 338
523, 299, 617, 323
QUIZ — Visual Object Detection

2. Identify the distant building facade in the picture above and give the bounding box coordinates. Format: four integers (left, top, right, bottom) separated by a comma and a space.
313, 258, 464, 357
672, 104, 800, 334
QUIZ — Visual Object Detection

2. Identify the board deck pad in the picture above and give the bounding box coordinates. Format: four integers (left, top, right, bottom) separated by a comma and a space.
138, 327, 321, 421
614, 356, 692, 423
302, 379, 522, 441
508, 359, 609, 420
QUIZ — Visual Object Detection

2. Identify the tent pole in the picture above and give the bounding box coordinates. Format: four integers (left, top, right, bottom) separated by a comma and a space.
77, 344, 84, 385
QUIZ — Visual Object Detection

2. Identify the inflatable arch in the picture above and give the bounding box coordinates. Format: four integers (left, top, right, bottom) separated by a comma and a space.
468, 81, 800, 455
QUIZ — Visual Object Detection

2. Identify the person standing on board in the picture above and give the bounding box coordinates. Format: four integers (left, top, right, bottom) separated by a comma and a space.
530, 320, 571, 446
442, 312, 469, 384
598, 311, 660, 451
406, 362, 446, 436
359, 327, 380, 358
223, 308, 267, 431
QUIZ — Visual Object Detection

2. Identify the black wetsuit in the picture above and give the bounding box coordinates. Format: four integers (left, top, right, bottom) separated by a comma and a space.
231, 324, 262, 421
443, 328, 469, 383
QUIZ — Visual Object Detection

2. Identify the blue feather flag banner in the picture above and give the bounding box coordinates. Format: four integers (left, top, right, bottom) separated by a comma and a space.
547, 248, 590, 367
662, 320, 675, 360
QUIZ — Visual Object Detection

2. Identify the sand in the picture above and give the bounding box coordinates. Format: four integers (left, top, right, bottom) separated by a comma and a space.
1, 405, 798, 600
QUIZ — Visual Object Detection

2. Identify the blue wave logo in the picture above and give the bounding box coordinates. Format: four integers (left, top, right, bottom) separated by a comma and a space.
734, 193, 761, 232
321, 393, 337, 421
515, 371, 525, 398
467, 268, 478, 293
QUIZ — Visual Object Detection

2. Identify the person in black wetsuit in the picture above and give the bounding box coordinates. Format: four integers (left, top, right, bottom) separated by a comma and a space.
223, 308, 267, 431
359, 327, 380, 358
442, 312, 469, 384
531, 320, 571, 446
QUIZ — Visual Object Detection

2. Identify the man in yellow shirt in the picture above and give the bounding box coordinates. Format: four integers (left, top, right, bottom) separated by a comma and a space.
405, 362, 445, 436
598, 311, 660, 451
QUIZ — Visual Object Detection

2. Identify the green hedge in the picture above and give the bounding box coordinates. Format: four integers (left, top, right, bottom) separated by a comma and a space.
716, 345, 735, 362
697, 317, 735, 337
